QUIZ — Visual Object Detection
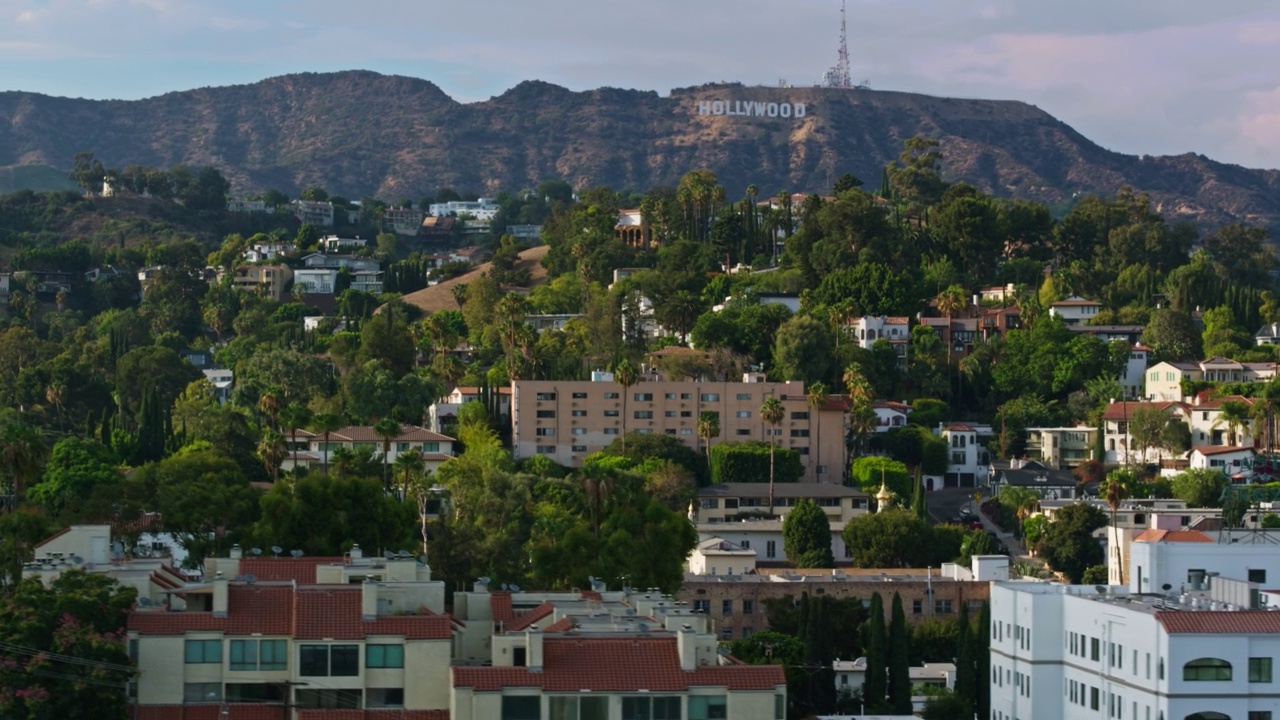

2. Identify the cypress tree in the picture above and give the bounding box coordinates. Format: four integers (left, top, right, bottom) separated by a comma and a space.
911, 468, 927, 521
807, 596, 837, 714
976, 601, 991, 720
863, 592, 887, 711
887, 592, 912, 713
954, 601, 973, 710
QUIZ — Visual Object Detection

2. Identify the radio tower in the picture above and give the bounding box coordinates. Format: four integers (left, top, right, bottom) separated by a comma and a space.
823, 0, 853, 89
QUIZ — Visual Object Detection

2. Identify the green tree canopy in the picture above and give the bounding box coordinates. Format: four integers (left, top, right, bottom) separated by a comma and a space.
842, 509, 936, 568
782, 498, 835, 568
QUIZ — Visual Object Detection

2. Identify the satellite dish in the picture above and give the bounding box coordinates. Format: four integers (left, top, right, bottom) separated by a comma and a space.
250, 547, 263, 556
397, 550, 410, 557
510, 584, 521, 592
1095, 585, 1108, 595
478, 576, 490, 585
70, 555, 84, 566
384, 551, 395, 560
291, 549, 304, 558
271, 546, 283, 557
501, 583, 509, 591
244, 574, 256, 585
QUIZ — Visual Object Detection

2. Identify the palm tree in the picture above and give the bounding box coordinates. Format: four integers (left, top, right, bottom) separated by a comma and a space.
393, 448, 425, 501
805, 382, 829, 480
257, 430, 286, 483
935, 284, 968, 365
843, 365, 877, 459
45, 382, 66, 431
257, 389, 281, 431
760, 396, 786, 514
0, 419, 47, 509
1101, 471, 1132, 582
999, 486, 1040, 540
310, 412, 345, 478
1214, 400, 1252, 447
697, 411, 720, 476
279, 403, 313, 470
613, 359, 638, 454
373, 418, 402, 494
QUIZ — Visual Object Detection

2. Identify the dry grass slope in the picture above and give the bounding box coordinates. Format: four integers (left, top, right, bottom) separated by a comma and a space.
400, 244, 551, 315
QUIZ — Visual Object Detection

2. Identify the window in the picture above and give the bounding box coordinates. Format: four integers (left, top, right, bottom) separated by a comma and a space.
690, 695, 729, 719
537, 445, 557, 453
736, 429, 751, 436
604, 410, 619, 417
681, 393, 692, 400
572, 428, 588, 435
912, 599, 922, 615
665, 393, 678, 400
722, 599, 733, 615
422, 442, 440, 452
736, 411, 752, 418
502, 696, 541, 720
1250, 713, 1274, 720
681, 411, 693, 418
297, 689, 363, 709
1251, 569, 1268, 584
701, 393, 720, 402
572, 392, 588, 399
184, 639, 221, 664
184, 682, 222, 703
622, 695, 682, 719
299, 644, 359, 677
572, 410, 587, 417
1183, 658, 1232, 681
572, 445, 587, 452
226, 683, 285, 703
766, 540, 776, 558
736, 393, 752, 400
536, 392, 557, 401
1091, 637, 1101, 661
934, 599, 953, 614
550, 696, 608, 720
774, 694, 785, 720
693, 600, 710, 613
604, 392, 619, 400
634, 393, 653, 401
536, 427, 555, 436
367, 688, 405, 708
1251, 657, 1273, 683
537, 410, 556, 418
366, 644, 405, 669
791, 411, 809, 420
743, 600, 754, 615
603, 428, 619, 435
230, 639, 286, 671
634, 411, 654, 419
1090, 687, 1100, 711
790, 429, 809, 437
665, 411, 677, 418
680, 428, 693, 435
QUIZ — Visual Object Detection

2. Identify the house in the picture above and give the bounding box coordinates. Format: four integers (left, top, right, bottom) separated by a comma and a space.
1146, 358, 1279, 401
695, 483, 869, 525
1023, 426, 1098, 469
301, 252, 380, 272
872, 400, 911, 432
242, 240, 293, 263
712, 293, 802, 315
504, 224, 542, 240
231, 264, 292, 301
615, 208, 654, 249
511, 376, 848, 479
846, 316, 910, 367
225, 198, 268, 213
289, 199, 334, 226
977, 283, 1017, 303
833, 659, 956, 713
937, 423, 993, 487
320, 235, 369, 253
385, 207, 425, 236
201, 368, 233, 404
1047, 295, 1102, 325
427, 198, 499, 220
180, 348, 215, 369
84, 265, 122, 283
977, 305, 1022, 339
688, 538, 758, 576
292, 267, 338, 295
0, 271, 10, 295
426, 386, 513, 433
302, 316, 347, 333
524, 313, 582, 333
449, 246, 486, 265
1189, 446, 1256, 477
349, 270, 384, 294
1101, 401, 1190, 465
990, 459, 1078, 500
420, 214, 458, 240
1256, 323, 1280, 346
1068, 324, 1146, 345
693, 518, 854, 567
1186, 395, 1256, 447
127, 544, 451, 716
918, 315, 978, 359
1121, 342, 1152, 398
282, 425, 456, 475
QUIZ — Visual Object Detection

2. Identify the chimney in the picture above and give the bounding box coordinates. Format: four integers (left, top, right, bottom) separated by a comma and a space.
349, 543, 363, 560
362, 577, 379, 620
212, 573, 229, 618
677, 628, 698, 671
526, 630, 544, 672
229, 544, 242, 560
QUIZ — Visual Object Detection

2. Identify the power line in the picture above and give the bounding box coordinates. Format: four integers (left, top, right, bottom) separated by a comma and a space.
0, 640, 136, 674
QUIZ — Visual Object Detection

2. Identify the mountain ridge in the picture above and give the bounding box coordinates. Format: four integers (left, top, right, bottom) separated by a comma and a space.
1, 70, 1277, 229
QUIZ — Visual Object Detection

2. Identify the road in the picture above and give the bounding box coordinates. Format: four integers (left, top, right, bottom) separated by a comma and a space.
926, 486, 1031, 563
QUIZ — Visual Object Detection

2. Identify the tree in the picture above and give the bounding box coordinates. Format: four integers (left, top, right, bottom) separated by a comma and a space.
1213, 400, 1252, 447
114, 345, 201, 414
997, 486, 1040, 538
760, 396, 786, 513
279, 404, 313, 466
806, 381, 829, 479
613, 359, 638, 454
27, 438, 117, 514
257, 430, 286, 484
373, 418, 402, 494
0, 571, 136, 718
0, 418, 48, 509
1128, 405, 1167, 465
842, 509, 935, 568
1142, 309, 1201, 362
782, 498, 834, 568
1171, 468, 1229, 508
850, 456, 913, 501
1038, 503, 1107, 583
935, 284, 968, 365
1101, 469, 1133, 581
601, 432, 708, 487
887, 592, 912, 713
256, 472, 417, 557
697, 411, 720, 474
864, 592, 888, 710
310, 412, 345, 478
773, 315, 835, 382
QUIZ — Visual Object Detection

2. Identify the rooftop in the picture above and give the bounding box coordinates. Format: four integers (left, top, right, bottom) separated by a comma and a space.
698, 483, 867, 499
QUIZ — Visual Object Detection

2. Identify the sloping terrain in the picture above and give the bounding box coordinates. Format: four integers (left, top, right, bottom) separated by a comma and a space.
401, 245, 551, 315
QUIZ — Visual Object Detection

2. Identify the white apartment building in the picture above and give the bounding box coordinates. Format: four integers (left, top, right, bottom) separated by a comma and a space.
1048, 296, 1103, 325
428, 198, 499, 221
1146, 359, 1278, 402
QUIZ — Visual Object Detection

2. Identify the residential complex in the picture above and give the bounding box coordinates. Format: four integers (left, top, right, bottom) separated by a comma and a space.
510, 375, 847, 478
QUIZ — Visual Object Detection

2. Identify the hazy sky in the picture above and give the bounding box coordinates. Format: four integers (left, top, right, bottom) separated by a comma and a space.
4, 0, 1279, 169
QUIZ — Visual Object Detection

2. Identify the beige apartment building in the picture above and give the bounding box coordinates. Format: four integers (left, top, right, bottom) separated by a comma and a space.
511, 374, 848, 479
232, 264, 293, 301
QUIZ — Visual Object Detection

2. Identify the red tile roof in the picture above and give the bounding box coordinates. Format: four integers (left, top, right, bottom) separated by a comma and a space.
1196, 395, 1254, 410
130, 584, 294, 636
452, 636, 785, 692
332, 425, 454, 443
238, 557, 346, 584
35, 526, 72, 549
543, 617, 576, 632
490, 591, 515, 624
1133, 529, 1213, 543
1191, 445, 1255, 456
505, 602, 555, 632
1102, 402, 1186, 421
132, 705, 290, 720
1156, 611, 1280, 634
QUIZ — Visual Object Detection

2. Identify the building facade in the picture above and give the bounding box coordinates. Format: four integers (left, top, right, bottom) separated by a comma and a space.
510, 376, 847, 478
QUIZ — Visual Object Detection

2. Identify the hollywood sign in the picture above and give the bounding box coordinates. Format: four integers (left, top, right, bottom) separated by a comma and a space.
696, 100, 808, 118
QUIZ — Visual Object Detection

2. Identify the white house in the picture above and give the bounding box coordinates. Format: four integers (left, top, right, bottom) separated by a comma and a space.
1101, 401, 1190, 465
936, 423, 992, 487
846, 316, 911, 363
292, 267, 338, 295
688, 538, 757, 576
872, 401, 911, 432
427, 386, 513, 433
200, 368, 233, 405
694, 519, 854, 566
1146, 358, 1278, 402
1255, 323, 1280, 346
282, 425, 456, 475
320, 235, 368, 253
428, 198, 499, 221
1122, 343, 1152, 399
1186, 395, 1255, 447
1047, 295, 1102, 325
1189, 446, 1256, 476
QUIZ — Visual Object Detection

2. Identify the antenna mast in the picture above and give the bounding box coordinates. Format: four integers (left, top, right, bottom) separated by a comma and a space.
823, 0, 853, 89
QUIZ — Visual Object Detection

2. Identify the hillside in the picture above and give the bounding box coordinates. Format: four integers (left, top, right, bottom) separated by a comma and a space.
1, 70, 1278, 229
401, 245, 551, 315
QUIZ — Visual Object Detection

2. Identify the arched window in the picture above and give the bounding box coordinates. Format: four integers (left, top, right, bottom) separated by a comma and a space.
1183, 658, 1232, 681
1184, 712, 1230, 720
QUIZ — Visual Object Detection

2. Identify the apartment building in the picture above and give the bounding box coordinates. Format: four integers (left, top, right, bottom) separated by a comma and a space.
1146, 358, 1278, 402
695, 483, 868, 524
282, 425, 456, 475
1024, 426, 1098, 469
846, 315, 910, 367
510, 375, 847, 478
231, 264, 292, 302
1047, 296, 1103, 325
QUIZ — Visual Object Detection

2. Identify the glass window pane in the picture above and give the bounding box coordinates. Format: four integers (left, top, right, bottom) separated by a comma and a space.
502, 696, 542, 720
581, 696, 608, 720
549, 697, 577, 720
330, 645, 359, 676
261, 640, 286, 670
299, 645, 328, 676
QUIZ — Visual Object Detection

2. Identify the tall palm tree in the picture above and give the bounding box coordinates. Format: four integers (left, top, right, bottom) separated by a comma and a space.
697, 411, 720, 476
1101, 471, 1132, 582
257, 430, 286, 483
393, 448, 425, 501
0, 419, 47, 509
613, 359, 638, 454
257, 389, 281, 431
373, 418, 402, 494
310, 412, 344, 478
1214, 400, 1252, 447
806, 382, 829, 480
760, 396, 786, 514
843, 365, 877, 459
935, 284, 968, 365
45, 382, 66, 431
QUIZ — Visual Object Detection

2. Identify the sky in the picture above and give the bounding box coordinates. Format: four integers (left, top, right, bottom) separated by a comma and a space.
3, 0, 1280, 169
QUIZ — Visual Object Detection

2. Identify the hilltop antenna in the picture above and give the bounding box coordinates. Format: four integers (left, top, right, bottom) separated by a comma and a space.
823, 0, 853, 89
